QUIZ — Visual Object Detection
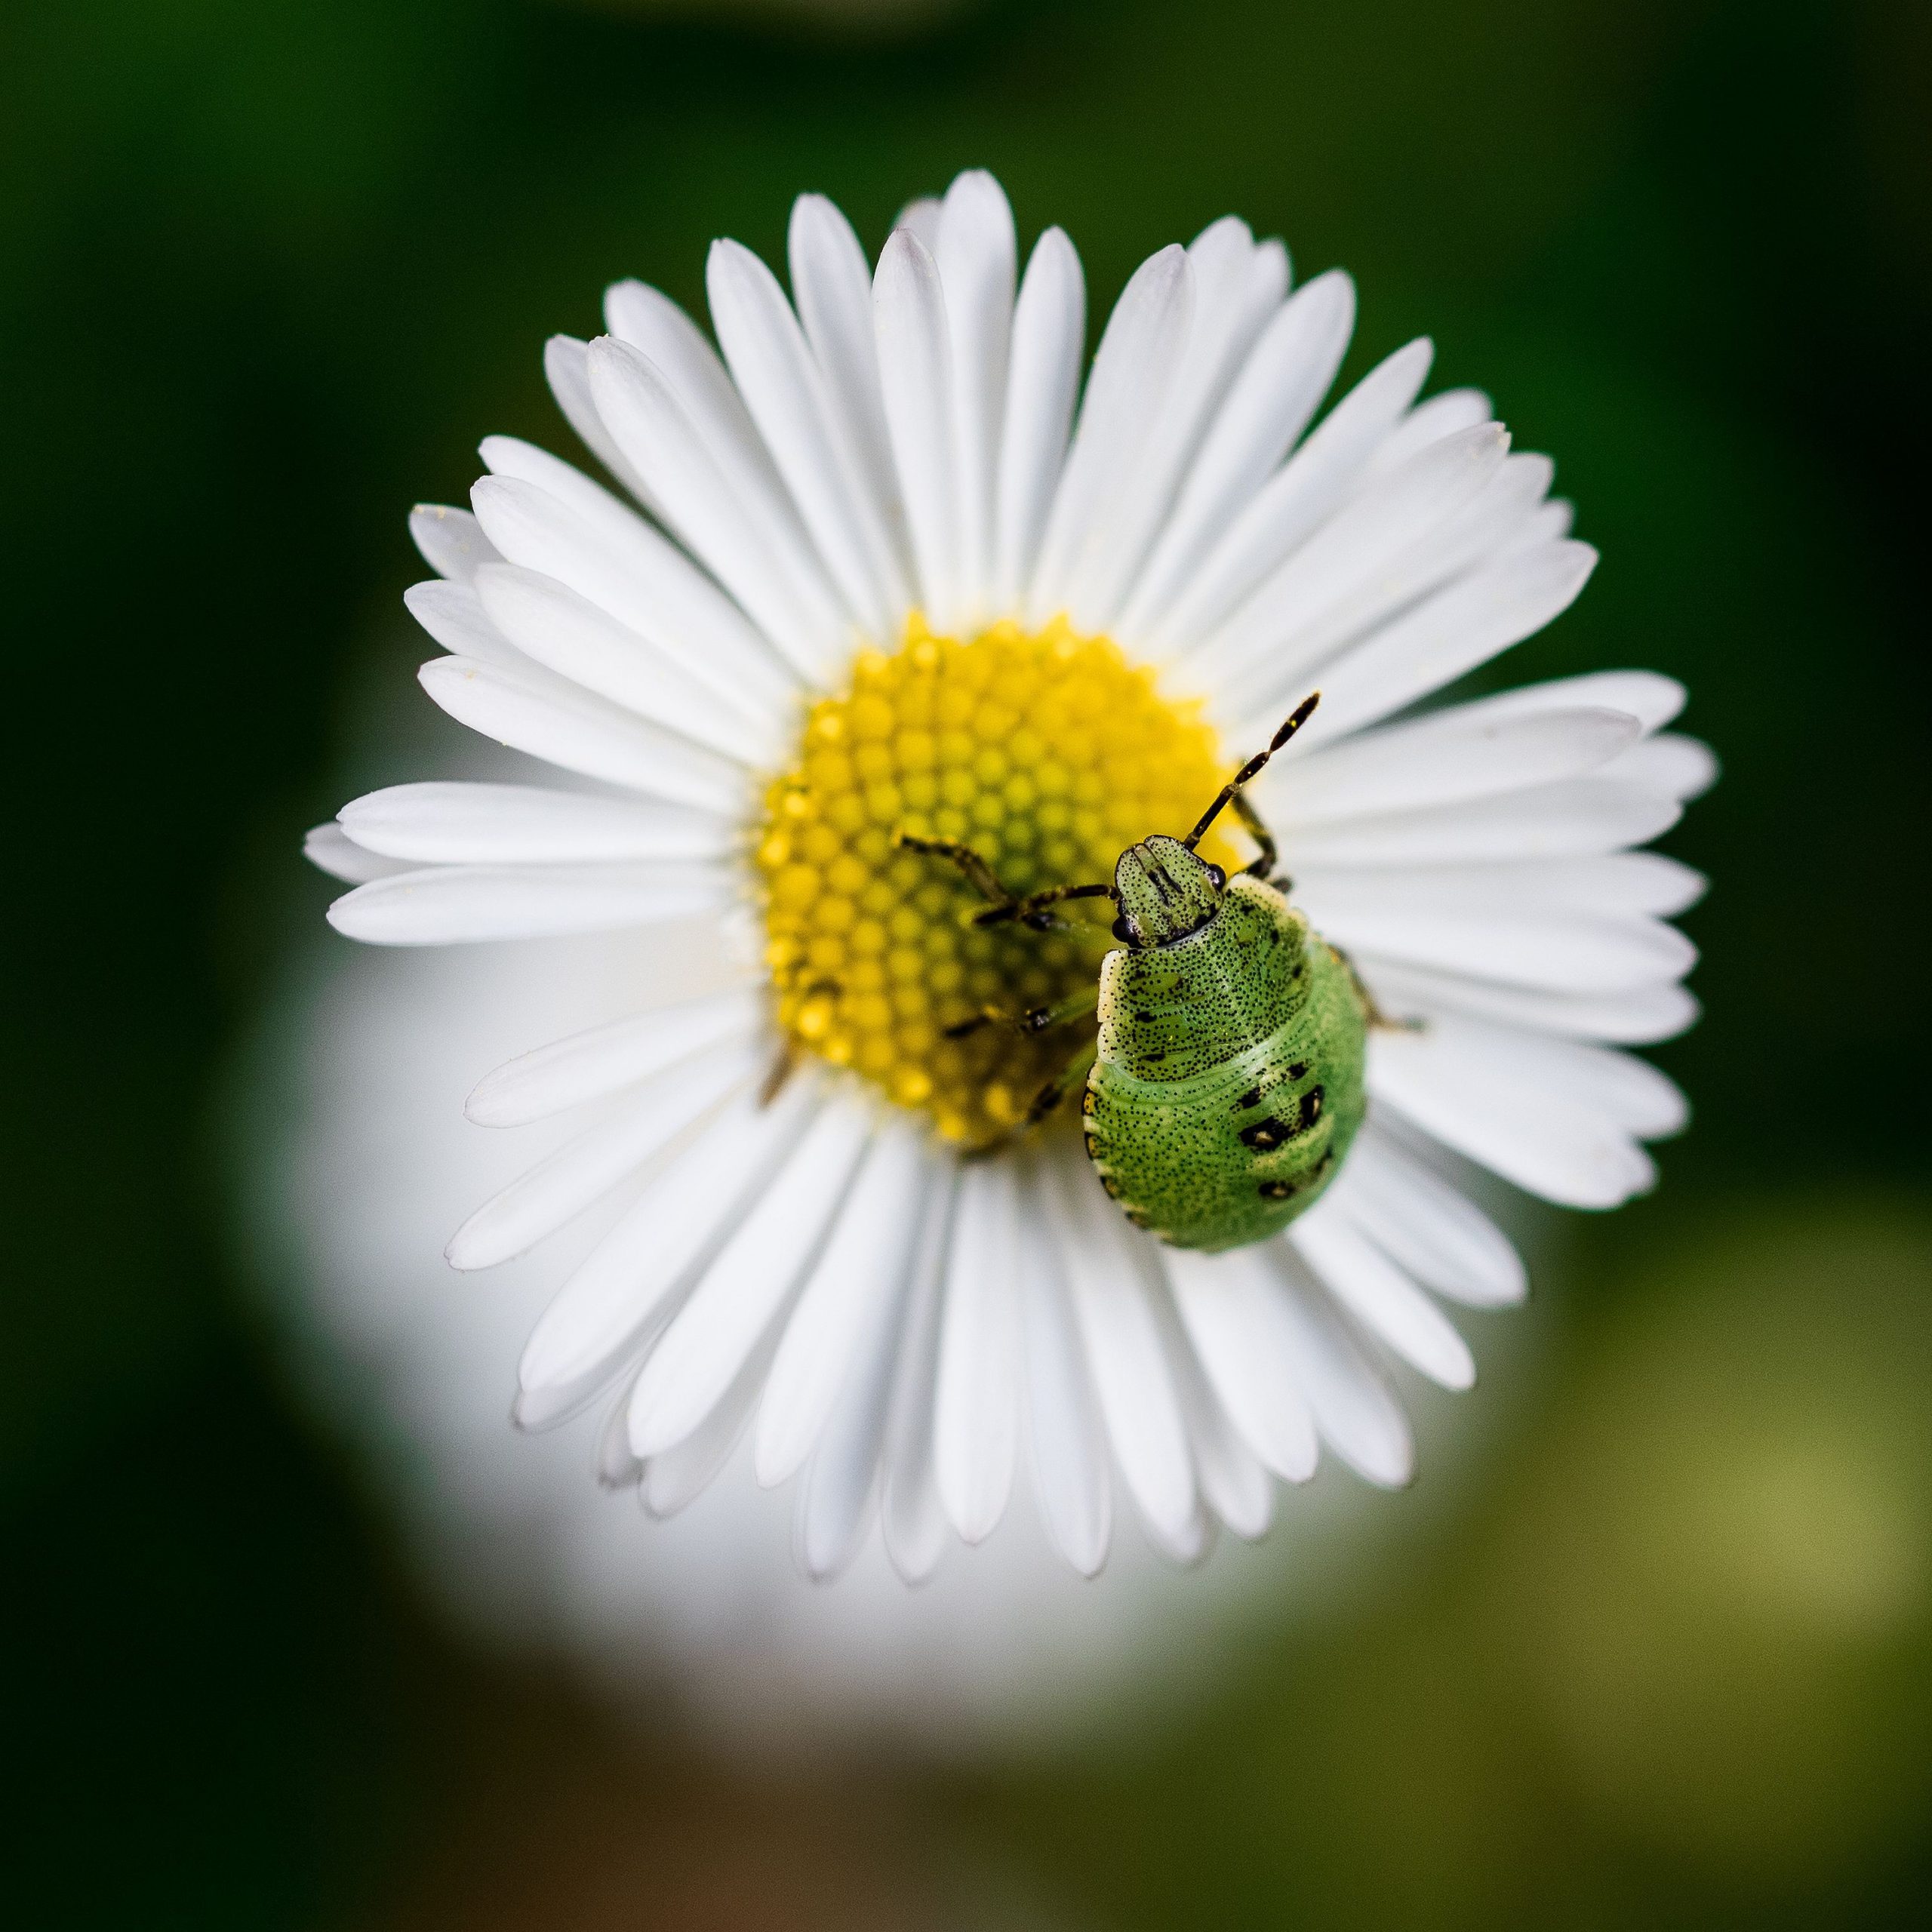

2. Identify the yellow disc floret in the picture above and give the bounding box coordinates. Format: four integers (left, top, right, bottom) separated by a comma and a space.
755, 614, 1235, 1148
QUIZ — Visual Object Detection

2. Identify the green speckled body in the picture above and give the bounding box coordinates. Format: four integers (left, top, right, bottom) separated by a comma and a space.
1081, 875, 1368, 1252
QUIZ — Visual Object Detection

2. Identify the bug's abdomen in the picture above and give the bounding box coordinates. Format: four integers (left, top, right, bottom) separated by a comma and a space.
1082, 892, 1368, 1252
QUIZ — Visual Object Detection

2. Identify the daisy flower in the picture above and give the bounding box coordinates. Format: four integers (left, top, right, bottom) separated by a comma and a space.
308, 170, 1709, 1583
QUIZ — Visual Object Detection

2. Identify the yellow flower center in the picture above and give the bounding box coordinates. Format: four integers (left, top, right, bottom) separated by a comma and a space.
755, 614, 1235, 1148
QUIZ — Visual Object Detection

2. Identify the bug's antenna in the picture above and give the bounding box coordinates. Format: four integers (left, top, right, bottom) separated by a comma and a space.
1183, 691, 1320, 853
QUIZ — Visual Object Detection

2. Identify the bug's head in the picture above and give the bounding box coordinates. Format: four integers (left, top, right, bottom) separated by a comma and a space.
1111, 834, 1227, 948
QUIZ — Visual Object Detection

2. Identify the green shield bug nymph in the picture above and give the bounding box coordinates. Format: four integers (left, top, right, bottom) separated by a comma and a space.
901, 692, 1380, 1253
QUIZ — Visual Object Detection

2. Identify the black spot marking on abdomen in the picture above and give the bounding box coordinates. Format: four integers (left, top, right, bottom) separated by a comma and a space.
1239, 1118, 1287, 1151
1297, 1084, 1324, 1132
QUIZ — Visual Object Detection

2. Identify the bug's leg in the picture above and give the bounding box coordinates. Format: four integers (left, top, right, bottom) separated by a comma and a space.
1227, 788, 1279, 881
1020, 983, 1101, 1035
942, 1004, 1012, 1040
1330, 944, 1424, 1033
895, 832, 1018, 913
961, 1039, 1100, 1158
974, 878, 1115, 931
903, 829, 1115, 933
943, 982, 1099, 1041
1025, 1038, 1101, 1125
758, 1038, 798, 1106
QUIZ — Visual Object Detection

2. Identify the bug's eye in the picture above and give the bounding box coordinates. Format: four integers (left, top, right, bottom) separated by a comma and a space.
1111, 913, 1142, 944
1205, 864, 1226, 889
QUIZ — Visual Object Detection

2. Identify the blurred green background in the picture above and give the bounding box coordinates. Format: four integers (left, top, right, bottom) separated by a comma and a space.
5, 0, 1930, 1924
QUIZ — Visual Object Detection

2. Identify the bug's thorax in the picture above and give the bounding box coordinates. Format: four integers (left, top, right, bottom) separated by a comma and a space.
1097, 874, 1313, 1085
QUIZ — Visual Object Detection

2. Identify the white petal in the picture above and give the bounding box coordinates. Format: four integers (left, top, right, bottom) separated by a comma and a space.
641, 1322, 775, 1519
339, 780, 728, 869
932, 1156, 1023, 1543
1192, 1408, 1275, 1541
327, 857, 726, 948
1361, 386, 1493, 480
1029, 244, 1193, 624
1015, 1162, 1112, 1576
1072, 217, 1276, 632
1251, 235, 1291, 306
992, 226, 1085, 613
793, 1233, 906, 1580
470, 471, 795, 740
1218, 448, 1560, 723
603, 273, 838, 643
1273, 537, 1599, 748
894, 195, 943, 252
1048, 1155, 1198, 1544
1466, 668, 1686, 736
410, 503, 500, 583
604, 276, 769, 478
1272, 704, 1641, 826
1294, 853, 1706, 924
1329, 1124, 1526, 1308
1436, 1023, 1690, 1137
788, 194, 908, 582
1195, 420, 1512, 704
1292, 1211, 1476, 1390
466, 984, 762, 1127
1152, 337, 1432, 654
593, 1374, 644, 1487
881, 1167, 958, 1583
416, 654, 746, 813
1142, 1494, 1214, 1567
935, 169, 1017, 620
1368, 1019, 1657, 1208
755, 1122, 932, 1486
1161, 1243, 1319, 1482
515, 1350, 650, 1439
542, 334, 659, 512
1513, 497, 1577, 548
473, 560, 770, 762
454, 1035, 759, 1272
784, 1159, 935, 1568
515, 1075, 801, 1411
1323, 897, 1696, 996
1358, 958, 1700, 1044
1118, 268, 1355, 641
707, 237, 905, 635
477, 438, 794, 715
874, 228, 961, 628
1195, 1413, 1275, 1538
1280, 777, 1681, 866
586, 334, 845, 682
1268, 1241, 1416, 1487
1599, 731, 1720, 801
303, 823, 408, 885
1153, 1284, 1275, 1540
403, 579, 530, 673
628, 1088, 872, 1458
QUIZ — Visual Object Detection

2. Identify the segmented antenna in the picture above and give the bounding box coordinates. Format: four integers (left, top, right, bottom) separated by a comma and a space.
1183, 691, 1320, 853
